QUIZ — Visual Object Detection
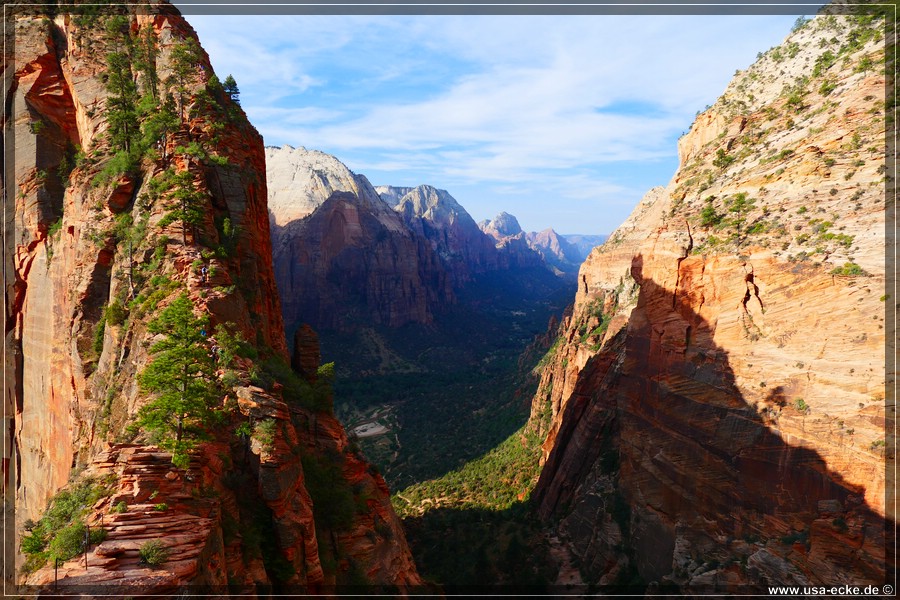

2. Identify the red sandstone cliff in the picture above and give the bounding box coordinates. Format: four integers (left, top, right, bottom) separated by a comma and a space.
272, 190, 453, 332
4, 4, 419, 594
267, 147, 453, 332
528, 11, 891, 590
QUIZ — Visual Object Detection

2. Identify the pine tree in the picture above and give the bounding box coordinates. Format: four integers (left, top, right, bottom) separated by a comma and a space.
140, 92, 178, 160
223, 74, 240, 104
103, 15, 138, 155
133, 24, 159, 100
134, 293, 221, 468
105, 50, 138, 154
157, 170, 206, 244
168, 38, 203, 121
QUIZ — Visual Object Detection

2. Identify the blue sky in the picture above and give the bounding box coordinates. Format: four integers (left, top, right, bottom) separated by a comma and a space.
184, 12, 801, 235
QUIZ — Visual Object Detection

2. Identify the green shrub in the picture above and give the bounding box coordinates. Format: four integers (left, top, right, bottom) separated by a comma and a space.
535, 337, 562, 369
91, 149, 139, 188
20, 531, 47, 555
819, 79, 837, 96
92, 315, 107, 354
253, 419, 277, 453
139, 539, 169, 565
112, 501, 127, 513
153, 503, 168, 512
47, 520, 87, 562
21, 478, 114, 570
105, 300, 127, 326
48, 217, 64, 237
700, 205, 723, 228
830, 262, 868, 277
726, 192, 755, 214
791, 16, 809, 32
745, 221, 767, 235
713, 149, 735, 169
812, 50, 836, 77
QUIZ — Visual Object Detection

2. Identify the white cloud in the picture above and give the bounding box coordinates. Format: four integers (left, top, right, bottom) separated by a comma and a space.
183, 10, 797, 232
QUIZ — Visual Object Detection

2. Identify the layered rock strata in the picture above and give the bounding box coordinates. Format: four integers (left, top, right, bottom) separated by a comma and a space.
528, 11, 891, 590
391, 185, 504, 285
5, 4, 420, 594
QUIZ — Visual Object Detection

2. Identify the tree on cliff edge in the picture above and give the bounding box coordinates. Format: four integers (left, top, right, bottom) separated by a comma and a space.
132, 293, 221, 468
158, 169, 206, 245
223, 74, 240, 104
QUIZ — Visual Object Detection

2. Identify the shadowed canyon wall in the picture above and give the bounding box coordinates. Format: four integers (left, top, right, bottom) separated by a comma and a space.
527, 9, 892, 591
4, 4, 420, 594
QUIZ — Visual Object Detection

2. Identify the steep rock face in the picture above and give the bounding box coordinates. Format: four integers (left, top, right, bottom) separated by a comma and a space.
268, 148, 452, 333
529, 12, 890, 590
266, 145, 379, 227
272, 191, 451, 332
6, 5, 419, 593
526, 228, 583, 274
374, 185, 414, 206
392, 185, 502, 285
479, 212, 545, 270
480, 211, 523, 239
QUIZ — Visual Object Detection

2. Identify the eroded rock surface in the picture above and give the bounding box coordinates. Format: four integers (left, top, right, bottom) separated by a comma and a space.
528, 12, 891, 591
6, 5, 420, 595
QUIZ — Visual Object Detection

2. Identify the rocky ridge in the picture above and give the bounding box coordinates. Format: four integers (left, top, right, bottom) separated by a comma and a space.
267, 146, 576, 334
268, 147, 453, 332
6, 4, 420, 594
392, 185, 504, 285
527, 11, 891, 591
480, 212, 580, 272
525, 228, 583, 274
266, 144, 385, 227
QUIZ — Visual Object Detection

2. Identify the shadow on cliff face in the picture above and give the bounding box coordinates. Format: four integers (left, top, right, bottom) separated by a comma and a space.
400, 503, 561, 594
534, 254, 893, 593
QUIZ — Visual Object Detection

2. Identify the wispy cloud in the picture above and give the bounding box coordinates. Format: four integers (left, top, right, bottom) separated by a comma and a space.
186, 11, 797, 233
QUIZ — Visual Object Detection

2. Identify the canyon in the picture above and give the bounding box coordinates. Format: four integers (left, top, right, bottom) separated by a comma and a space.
266, 144, 575, 336
265, 145, 575, 488
526, 10, 892, 591
3, 2, 893, 597
4, 5, 420, 594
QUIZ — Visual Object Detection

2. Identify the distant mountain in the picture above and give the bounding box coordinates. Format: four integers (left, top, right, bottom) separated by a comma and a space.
480, 213, 582, 274
479, 211, 523, 238
559, 234, 609, 260
386, 185, 502, 285
268, 148, 451, 331
374, 185, 415, 206
526, 228, 583, 273
478, 212, 545, 270
266, 144, 380, 226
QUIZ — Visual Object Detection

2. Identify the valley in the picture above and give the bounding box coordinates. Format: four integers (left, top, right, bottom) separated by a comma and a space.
265, 143, 579, 489
5, 1, 893, 596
